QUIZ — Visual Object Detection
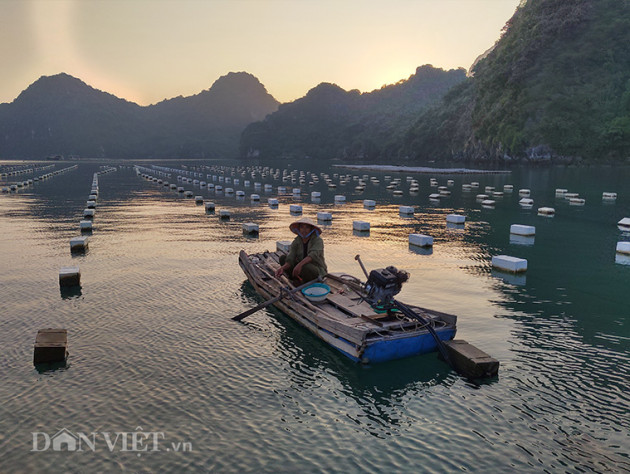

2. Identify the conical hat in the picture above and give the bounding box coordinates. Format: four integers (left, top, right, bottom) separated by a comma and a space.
289, 217, 322, 236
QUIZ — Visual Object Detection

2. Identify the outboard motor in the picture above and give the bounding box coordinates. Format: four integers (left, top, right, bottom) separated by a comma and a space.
365, 266, 409, 307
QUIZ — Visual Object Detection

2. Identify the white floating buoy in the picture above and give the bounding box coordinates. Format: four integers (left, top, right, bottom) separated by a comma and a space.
399, 206, 414, 215
618, 217, 630, 231
519, 189, 531, 197
476, 194, 489, 201
353, 220, 370, 231
617, 242, 630, 255
195, 196, 204, 203
290, 204, 302, 214
79, 220, 93, 232
278, 186, 286, 194
364, 199, 376, 208
317, 211, 333, 222
250, 194, 260, 201
569, 198, 585, 206
219, 210, 230, 219
538, 207, 555, 216
59, 266, 81, 287
519, 198, 534, 208
268, 198, 279, 206
462, 184, 472, 191
225, 188, 234, 195
485, 186, 495, 193
602, 192, 617, 201
292, 188, 301, 195
177, 186, 184, 193
429, 193, 441, 200
492, 191, 504, 198
555, 188, 567, 197
170, 184, 177, 190
204, 202, 215, 212
276, 240, 292, 253
510, 224, 535, 236
242, 223, 259, 235
492, 255, 527, 273
311, 191, 321, 199
86, 200, 96, 209
334, 195, 346, 203
70, 236, 89, 252
446, 214, 465, 224
184, 191, 194, 198
504, 185, 513, 192
481, 200, 496, 208
409, 234, 433, 247
236, 190, 245, 197
83, 209, 95, 219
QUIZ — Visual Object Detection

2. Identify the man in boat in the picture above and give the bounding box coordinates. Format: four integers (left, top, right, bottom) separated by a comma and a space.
275, 217, 327, 283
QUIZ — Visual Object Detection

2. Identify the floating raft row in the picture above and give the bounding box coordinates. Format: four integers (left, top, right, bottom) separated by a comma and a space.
132, 167, 624, 265
239, 249, 498, 378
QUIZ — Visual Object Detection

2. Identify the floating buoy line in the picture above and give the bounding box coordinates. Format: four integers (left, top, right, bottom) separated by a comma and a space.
131, 163, 627, 276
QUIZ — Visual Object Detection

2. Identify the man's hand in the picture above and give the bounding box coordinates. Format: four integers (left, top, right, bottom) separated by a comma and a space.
292, 264, 303, 280
275, 265, 285, 278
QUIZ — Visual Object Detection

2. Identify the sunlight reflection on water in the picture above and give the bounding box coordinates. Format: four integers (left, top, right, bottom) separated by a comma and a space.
0, 161, 628, 472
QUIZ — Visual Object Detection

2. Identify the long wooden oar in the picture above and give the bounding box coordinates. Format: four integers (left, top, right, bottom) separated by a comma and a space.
233, 278, 320, 321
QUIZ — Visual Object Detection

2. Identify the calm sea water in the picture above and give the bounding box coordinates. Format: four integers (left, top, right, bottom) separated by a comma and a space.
0, 160, 628, 473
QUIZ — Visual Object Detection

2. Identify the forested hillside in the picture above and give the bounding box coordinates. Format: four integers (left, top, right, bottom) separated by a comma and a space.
405, 0, 630, 163
243, 0, 630, 165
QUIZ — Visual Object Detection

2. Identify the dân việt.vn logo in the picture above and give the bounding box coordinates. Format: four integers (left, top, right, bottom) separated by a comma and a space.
31, 427, 192, 454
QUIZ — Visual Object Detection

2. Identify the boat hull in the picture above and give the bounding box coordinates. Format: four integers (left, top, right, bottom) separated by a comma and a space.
238, 250, 457, 364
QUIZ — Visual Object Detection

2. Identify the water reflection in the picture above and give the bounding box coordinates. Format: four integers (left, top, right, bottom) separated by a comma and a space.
408, 244, 433, 256
238, 280, 455, 435
491, 269, 526, 286
60, 286, 83, 299
509, 234, 535, 246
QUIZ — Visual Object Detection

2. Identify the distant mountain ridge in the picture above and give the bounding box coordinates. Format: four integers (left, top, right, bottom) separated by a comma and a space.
0, 72, 279, 159
240, 0, 630, 165
239, 65, 467, 161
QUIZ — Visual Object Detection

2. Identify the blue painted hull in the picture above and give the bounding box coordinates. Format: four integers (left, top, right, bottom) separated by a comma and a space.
335, 328, 457, 364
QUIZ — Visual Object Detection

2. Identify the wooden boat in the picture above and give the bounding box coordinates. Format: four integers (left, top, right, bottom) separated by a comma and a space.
238, 249, 458, 364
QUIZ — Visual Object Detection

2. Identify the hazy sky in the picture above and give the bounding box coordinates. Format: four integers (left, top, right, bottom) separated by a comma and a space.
0, 0, 522, 105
